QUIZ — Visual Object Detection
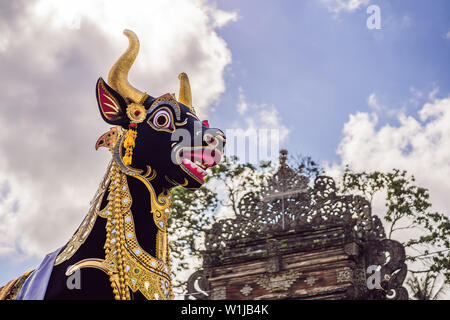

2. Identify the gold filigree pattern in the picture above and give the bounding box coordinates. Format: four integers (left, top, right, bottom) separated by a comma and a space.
56, 124, 174, 299
103, 162, 173, 300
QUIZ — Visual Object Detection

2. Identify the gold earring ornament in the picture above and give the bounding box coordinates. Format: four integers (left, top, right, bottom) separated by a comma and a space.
126, 103, 146, 124
122, 124, 138, 166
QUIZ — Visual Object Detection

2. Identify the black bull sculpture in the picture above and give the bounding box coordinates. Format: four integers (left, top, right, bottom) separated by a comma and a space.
0, 30, 225, 300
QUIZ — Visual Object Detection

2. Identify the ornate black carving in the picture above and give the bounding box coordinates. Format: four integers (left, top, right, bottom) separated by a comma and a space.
364, 239, 409, 300
185, 270, 209, 300
367, 215, 387, 240
204, 163, 375, 253
186, 150, 409, 300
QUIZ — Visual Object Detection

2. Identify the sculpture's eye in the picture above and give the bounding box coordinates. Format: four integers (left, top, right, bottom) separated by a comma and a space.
154, 110, 170, 127
148, 107, 174, 132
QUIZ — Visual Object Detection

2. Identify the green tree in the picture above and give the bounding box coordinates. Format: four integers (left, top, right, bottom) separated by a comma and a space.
167, 155, 272, 291
341, 168, 450, 287
406, 272, 448, 300
167, 154, 320, 293
168, 155, 450, 298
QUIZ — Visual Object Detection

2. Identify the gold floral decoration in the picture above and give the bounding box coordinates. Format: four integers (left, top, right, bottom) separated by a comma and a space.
126, 103, 146, 123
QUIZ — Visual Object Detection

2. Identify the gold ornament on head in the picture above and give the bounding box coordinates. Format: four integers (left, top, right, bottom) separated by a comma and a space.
126, 103, 146, 123
108, 29, 147, 104
178, 72, 192, 109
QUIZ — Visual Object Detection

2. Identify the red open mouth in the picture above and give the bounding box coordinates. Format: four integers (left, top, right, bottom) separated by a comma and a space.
178, 148, 222, 183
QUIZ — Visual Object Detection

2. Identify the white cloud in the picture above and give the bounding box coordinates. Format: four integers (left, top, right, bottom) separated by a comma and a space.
429, 87, 439, 100
208, 6, 239, 28
326, 93, 450, 217
28, 0, 233, 118
0, 0, 236, 260
235, 88, 290, 143
326, 93, 450, 299
321, 0, 371, 14
237, 86, 248, 114
409, 86, 424, 106
446, 31, 450, 40
367, 93, 383, 111
227, 87, 290, 164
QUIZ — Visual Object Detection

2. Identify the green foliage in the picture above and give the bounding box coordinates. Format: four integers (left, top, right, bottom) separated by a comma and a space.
406, 272, 448, 300
167, 155, 272, 290
207, 155, 273, 217
288, 154, 324, 181
342, 167, 450, 284
168, 155, 450, 295
167, 154, 318, 292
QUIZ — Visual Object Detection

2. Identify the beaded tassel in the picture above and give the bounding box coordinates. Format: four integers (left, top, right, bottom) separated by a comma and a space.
105, 162, 131, 300
122, 124, 137, 166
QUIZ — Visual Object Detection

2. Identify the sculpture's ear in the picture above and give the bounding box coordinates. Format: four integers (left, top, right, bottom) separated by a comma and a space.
96, 77, 129, 127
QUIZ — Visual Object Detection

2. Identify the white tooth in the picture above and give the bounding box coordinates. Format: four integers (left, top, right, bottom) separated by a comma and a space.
181, 157, 207, 178
195, 165, 205, 174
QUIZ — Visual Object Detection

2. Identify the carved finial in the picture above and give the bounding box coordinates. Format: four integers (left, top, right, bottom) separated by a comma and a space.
279, 149, 288, 166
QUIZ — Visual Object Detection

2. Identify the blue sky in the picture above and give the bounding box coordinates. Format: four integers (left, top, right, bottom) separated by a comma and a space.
0, 0, 449, 295
209, 0, 450, 163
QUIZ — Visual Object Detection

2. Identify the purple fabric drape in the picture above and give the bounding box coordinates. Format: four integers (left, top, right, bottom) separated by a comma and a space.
15, 247, 63, 300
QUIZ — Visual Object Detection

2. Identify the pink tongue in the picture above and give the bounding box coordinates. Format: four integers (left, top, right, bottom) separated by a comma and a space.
185, 149, 216, 167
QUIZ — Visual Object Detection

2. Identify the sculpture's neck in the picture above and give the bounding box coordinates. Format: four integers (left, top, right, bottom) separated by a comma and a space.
52, 160, 174, 300
103, 160, 174, 299
118, 165, 172, 259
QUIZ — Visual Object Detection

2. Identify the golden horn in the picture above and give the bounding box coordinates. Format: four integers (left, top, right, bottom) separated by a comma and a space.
108, 29, 145, 103
178, 73, 192, 109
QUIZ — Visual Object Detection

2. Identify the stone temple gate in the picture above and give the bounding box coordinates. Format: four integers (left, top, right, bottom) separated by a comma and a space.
185, 150, 408, 300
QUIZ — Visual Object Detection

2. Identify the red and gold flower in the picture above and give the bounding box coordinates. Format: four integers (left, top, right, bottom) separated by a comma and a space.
126, 103, 146, 123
